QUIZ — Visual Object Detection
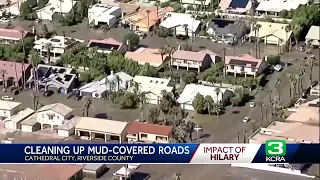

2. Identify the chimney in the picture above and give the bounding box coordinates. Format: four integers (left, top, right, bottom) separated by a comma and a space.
110, 70, 114, 75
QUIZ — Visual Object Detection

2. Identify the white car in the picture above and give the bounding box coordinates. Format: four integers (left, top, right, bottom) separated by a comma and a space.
273, 64, 283, 72
1, 96, 14, 101
249, 102, 255, 108
0, 18, 10, 24
242, 117, 251, 123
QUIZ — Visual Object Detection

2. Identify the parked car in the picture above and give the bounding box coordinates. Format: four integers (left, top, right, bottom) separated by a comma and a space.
273, 64, 283, 72
1, 96, 14, 100
43, 90, 54, 97
249, 102, 255, 108
0, 18, 10, 24
242, 117, 251, 123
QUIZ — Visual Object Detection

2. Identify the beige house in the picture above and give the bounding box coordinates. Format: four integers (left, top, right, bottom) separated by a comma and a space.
126, 122, 173, 143
36, 103, 73, 130
286, 98, 319, 125
75, 117, 128, 143
19, 114, 40, 133
4, 108, 35, 130
224, 54, 267, 77
0, 100, 21, 120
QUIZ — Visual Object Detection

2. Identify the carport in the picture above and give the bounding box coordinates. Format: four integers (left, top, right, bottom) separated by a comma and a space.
75, 117, 128, 143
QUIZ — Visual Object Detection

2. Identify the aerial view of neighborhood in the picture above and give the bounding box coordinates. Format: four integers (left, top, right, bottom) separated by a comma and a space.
0, 0, 319, 178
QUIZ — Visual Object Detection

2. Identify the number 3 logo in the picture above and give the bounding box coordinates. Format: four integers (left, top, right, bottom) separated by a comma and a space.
268, 142, 283, 155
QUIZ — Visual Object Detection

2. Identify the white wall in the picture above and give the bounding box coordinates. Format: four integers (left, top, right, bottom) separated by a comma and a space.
4, 121, 17, 130
58, 129, 70, 137
21, 125, 33, 132
37, 110, 67, 127
0, 106, 20, 119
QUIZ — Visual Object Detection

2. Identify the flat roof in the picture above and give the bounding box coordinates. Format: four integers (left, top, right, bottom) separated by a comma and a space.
306, 26, 320, 41
75, 116, 128, 135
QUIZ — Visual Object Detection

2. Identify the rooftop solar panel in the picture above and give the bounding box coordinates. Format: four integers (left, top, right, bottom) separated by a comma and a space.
229, 59, 258, 67
58, 69, 66, 74
64, 74, 73, 82
229, 0, 249, 9
37, 67, 49, 77
89, 42, 120, 51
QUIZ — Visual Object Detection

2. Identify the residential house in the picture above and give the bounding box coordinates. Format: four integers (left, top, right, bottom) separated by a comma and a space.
160, 12, 201, 38
125, 47, 169, 68
219, 0, 253, 14
305, 26, 320, 47
132, 75, 174, 105
127, 121, 173, 143
0, 60, 32, 87
33, 36, 84, 62
171, 49, 221, 72
207, 19, 246, 43
242, 121, 319, 175
79, 71, 133, 98
36, 0, 78, 21
27, 64, 78, 94
256, 0, 309, 16
87, 38, 126, 54
122, 6, 174, 32
0, 27, 33, 45
0, 100, 21, 120
224, 54, 267, 77
310, 84, 319, 96
286, 98, 319, 125
88, 4, 122, 27
0, 164, 84, 180
19, 114, 40, 132
181, 0, 211, 9
177, 84, 234, 111
75, 116, 128, 142
248, 21, 292, 49
56, 116, 78, 137
4, 108, 34, 130
36, 103, 73, 130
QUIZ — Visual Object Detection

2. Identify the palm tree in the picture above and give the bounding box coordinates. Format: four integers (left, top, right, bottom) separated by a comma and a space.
114, 75, 121, 91
146, 10, 151, 33
258, 102, 264, 123
81, 97, 92, 117
255, 24, 262, 58
297, 64, 305, 95
0, 70, 6, 90
204, 95, 214, 115
173, 172, 182, 180
212, 102, 222, 121
214, 87, 221, 104
13, 59, 20, 90
309, 57, 315, 86
139, 92, 149, 121
32, 92, 39, 111
191, 15, 195, 42
20, 30, 26, 89
275, 79, 281, 100
183, 24, 188, 38
222, 48, 226, 76
285, 25, 292, 53
286, 73, 294, 99
236, 132, 240, 143
158, 47, 166, 62
50, 7, 55, 29
45, 43, 52, 64
242, 129, 247, 143
59, 0, 63, 15
292, 75, 298, 98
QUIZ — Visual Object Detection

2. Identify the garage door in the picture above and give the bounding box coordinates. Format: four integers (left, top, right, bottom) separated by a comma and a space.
21, 125, 33, 132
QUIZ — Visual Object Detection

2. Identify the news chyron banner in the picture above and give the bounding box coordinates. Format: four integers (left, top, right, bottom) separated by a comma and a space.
0, 142, 319, 164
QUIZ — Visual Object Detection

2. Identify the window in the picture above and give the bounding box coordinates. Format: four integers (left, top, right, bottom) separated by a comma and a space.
240, 67, 244, 71
48, 115, 54, 120
230, 65, 234, 70
251, 68, 255, 72
141, 134, 147, 138
183, 60, 187, 64
42, 114, 44, 118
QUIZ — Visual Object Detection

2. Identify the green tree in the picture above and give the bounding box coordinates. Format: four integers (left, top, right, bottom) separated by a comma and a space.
192, 93, 205, 114
212, 102, 222, 121
139, 63, 158, 77
20, 2, 33, 19
148, 107, 161, 124
204, 95, 214, 115
159, 90, 175, 115
123, 32, 140, 50
38, 0, 49, 8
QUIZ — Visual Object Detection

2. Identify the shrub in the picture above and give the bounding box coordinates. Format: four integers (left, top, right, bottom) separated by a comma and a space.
266, 55, 280, 65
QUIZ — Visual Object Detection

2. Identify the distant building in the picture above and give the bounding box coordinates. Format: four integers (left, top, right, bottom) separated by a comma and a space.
0, 100, 21, 120
177, 84, 234, 111
88, 4, 122, 27
219, 0, 253, 14
33, 36, 84, 62
125, 47, 169, 68
224, 54, 267, 77
0, 27, 33, 45
256, 0, 309, 16
0, 60, 32, 87
4, 108, 34, 130
305, 26, 319, 47
27, 64, 78, 94
286, 98, 319, 125
207, 19, 246, 43
87, 38, 126, 54
171, 49, 221, 73
126, 121, 173, 143
36, 0, 78, 21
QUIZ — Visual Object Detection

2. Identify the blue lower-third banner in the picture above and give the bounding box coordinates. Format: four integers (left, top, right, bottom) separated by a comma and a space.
0, 143, 319, 164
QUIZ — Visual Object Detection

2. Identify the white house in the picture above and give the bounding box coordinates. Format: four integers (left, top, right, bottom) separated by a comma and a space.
36, 103, 73, 130
56, 116, 79, 137
177, 84, 234, 111
0, 100, 21, 120
33, 36, 84, 62
305, 26, 320, 47
19, 114, 40, 133
256, 0, 309, 16
132, 76, 174, 105
88, 4, 122, 27
224, 54, 267, 77
36, 0, 78, 21
160, 12, 201, 38
4, 108, 35, 130
79, 71, 133, 99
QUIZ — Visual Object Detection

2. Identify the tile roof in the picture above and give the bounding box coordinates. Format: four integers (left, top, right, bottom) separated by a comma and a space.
75, 116, 128, 135
127, 122, 173, 136
0, 27, 30, 40
88, 37, 123, 46
173, 50, 208, 62
0, 100, 21, 110
37, 103, 73, 116
124, 6, 173, 28
125, 48, 167, 67
0, 164, 84, 180
225, 54, 263, 68
0, 60, 32, 81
